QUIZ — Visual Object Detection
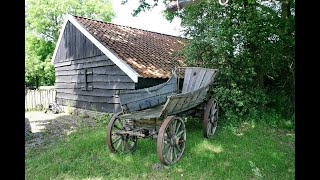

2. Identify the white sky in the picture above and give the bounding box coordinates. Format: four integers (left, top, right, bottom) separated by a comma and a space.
110, 0, 183, 37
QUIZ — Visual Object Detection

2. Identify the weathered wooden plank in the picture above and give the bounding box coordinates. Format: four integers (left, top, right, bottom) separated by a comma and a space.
171, 96, 187, 113
162, 98, 180, 115
123, 93, 171, 113
190, 90, 202, 103
56, 92, 120, 103
160, 83, 211, 115
185, 68, 201, 93
54, 61, 72, 68
55, 61, 114, 71
193, 68, 207, 90
55, 74, 133, 84
92, 66, 127, 75
55, 66, 127, 76
55, 70, 81, 76
120, 105, 164, 120
91, 82, 135, 90
55, 75, 84, 83
56, 98, 118, 113
119, 83, 176, 104
179, 95, 194, 111
55, 88, 117, 97
68, 21, 73, 58
54, 55, 113, 67
73, 55, 111, 65
181, 68, 192, 93
193, 87, 209, 104
92, 74, 133, 83
55, 82, 135, 90
200, 70, 216, 88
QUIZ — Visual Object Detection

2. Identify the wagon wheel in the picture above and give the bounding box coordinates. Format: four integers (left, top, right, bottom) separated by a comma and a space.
203, 98, 219, 138
157, 116, 186, 165
106, 112, 137, 153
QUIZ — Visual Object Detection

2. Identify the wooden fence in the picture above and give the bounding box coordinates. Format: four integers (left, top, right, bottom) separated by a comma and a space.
25, 89, 56, 111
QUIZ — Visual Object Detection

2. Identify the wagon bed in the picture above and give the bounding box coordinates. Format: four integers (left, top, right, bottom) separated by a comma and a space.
107, 67, 219, 165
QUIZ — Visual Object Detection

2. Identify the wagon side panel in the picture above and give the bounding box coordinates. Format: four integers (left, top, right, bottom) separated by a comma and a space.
118, 74, 177, 113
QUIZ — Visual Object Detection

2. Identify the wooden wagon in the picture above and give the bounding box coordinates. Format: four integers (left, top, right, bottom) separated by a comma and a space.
106, 67, 219, 165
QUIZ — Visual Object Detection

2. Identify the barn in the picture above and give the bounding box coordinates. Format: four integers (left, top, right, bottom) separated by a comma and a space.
51, 15, 187, 113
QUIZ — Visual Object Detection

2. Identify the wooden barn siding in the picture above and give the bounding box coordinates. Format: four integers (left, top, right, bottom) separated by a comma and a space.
56, 98, 120, 112
54, 22, 135, 112
54, 21, 104, 63
55, 55, 134, 112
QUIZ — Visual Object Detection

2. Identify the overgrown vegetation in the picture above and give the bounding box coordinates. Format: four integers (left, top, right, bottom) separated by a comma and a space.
178, 0, 294, 120
130, 0, 295, 123
25, 115, 295, 179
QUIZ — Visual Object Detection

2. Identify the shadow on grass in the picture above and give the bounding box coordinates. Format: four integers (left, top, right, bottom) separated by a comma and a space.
25, 112, 99, 153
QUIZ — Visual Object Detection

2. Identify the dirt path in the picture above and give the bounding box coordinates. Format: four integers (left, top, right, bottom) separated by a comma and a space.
25, 111, 100, 154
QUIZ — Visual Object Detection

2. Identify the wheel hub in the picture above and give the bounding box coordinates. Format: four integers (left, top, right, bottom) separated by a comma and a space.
169, 136, 183, 146
170, 136, 176, 146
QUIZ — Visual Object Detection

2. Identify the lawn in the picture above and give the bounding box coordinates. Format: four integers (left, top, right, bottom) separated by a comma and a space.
25, 115, 295, 180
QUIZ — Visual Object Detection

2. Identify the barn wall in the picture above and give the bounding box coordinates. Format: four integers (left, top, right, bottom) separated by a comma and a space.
54, 22, 135, 113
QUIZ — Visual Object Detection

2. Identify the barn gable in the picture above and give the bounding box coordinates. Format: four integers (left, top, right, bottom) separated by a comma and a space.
51, 14, 187, 113
52, 15, 140, 83
53, 21, 104, 63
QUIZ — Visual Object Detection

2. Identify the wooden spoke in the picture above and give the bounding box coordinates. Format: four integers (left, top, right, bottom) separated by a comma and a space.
176, 129, 184, 137
115, 138, 122, 150
112, 136, 121, 144
157, 116, 186, 165
203, 99, 219, 138
107, 112, 137, 153
175, 121, 181, 134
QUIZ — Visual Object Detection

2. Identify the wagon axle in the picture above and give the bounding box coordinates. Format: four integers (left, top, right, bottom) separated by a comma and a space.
114, 130, 147, 138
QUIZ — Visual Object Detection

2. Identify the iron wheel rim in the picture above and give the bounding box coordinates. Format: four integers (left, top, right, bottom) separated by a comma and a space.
106, 112, 137, 153
157, 116, 186, 165
203, 99, 219, 138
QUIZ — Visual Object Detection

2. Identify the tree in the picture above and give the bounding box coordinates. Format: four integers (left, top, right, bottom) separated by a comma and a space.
25, 0, 115, 87
179, 0, 295, 119
129, 0, 295, 119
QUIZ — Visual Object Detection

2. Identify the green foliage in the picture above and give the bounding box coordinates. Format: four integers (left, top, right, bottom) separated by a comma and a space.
95, 113, 111, 125
90, 104, 111, 125
26, 0, 115, 43
25, 33, 55, 87
25, 0, 115, 87
121, 0, 160, 16
170, 0, 295, 120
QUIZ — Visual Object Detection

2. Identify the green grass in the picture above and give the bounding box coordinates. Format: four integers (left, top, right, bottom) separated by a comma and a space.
25, 117, 295, 180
